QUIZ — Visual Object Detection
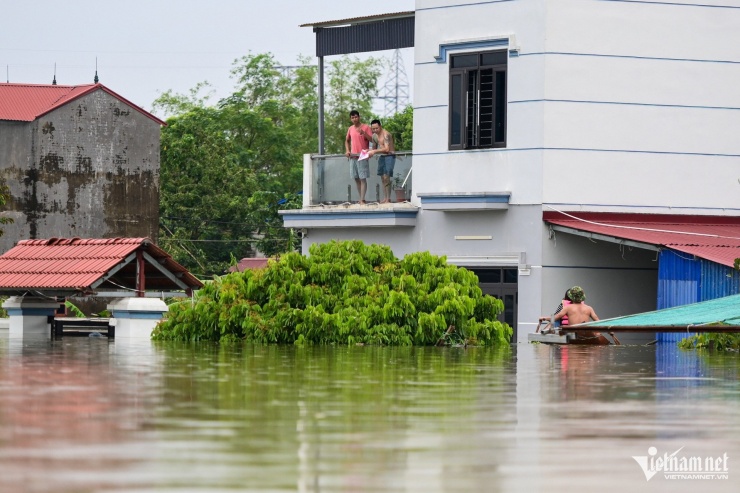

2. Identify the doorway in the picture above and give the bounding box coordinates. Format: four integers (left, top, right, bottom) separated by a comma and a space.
471, 267, 518, 335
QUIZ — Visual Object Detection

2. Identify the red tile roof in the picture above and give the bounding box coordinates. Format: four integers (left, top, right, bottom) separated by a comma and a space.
228, 257, 270, 273
0, 83, 165, 125
0, 237, 201, 295
544, 212, 740, 268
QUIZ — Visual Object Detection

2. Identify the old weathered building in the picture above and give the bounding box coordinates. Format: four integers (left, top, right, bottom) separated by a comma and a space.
0, 82, 165, 253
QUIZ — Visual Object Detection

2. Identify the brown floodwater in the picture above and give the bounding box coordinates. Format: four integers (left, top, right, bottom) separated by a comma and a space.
0, 336, 738, 492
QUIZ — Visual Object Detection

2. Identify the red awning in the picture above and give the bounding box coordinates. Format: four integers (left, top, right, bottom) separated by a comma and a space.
543, 212, 740, 268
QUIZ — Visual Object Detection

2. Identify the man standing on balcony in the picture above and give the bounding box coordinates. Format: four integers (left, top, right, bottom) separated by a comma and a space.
345, 110, 372, 205
368, 119, 396, 204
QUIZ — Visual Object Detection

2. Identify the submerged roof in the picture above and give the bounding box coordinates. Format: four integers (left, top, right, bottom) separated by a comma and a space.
0, 82, 166, 125
0, 237, 202, 296
584, 294, 740, 329
544, 212, 740, 268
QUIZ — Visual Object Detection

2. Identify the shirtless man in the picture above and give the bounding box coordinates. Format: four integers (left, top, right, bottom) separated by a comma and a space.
367, 119, 396, 204
553, 286, 609, 344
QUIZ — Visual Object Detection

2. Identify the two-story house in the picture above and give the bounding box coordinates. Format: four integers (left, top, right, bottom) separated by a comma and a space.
282, 1, 740, 343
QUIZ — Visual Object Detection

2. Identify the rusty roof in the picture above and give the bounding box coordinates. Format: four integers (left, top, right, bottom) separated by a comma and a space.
0, 82, 166, 125
544, 212, 740, 268
300, 11, 414, 28
0, 237, 202, 296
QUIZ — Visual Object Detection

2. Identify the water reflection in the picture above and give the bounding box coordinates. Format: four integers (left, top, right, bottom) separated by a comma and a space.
0, 338, 738, 493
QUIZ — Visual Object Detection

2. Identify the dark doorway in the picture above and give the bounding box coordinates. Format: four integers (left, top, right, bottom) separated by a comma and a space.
471, 267, 518, 337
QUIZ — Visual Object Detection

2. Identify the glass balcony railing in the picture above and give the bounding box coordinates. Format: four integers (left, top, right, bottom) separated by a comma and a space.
308, 152, 412, 206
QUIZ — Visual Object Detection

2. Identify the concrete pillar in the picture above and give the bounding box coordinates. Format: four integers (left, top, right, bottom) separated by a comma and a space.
107, 298, 168, 338
2, 296, 60, 338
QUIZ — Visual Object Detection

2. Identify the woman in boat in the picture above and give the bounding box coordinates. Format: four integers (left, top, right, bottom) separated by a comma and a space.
538, 289, 572, 333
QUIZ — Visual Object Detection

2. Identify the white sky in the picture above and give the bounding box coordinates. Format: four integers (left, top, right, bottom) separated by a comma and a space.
1, 0, 415, 117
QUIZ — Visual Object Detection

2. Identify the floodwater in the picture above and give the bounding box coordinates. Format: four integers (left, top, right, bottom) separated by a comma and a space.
0, 336, 738, 493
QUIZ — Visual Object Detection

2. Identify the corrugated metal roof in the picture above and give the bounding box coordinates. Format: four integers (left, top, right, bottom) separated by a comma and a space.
300, 11, 414, 28
544, 212, 740, 268
0, 237, 201, 294
586, 294, 740, 328
0, 83, 166, 125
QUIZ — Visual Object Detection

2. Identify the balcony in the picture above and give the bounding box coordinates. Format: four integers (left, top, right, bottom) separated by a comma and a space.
280, 152, 418, 229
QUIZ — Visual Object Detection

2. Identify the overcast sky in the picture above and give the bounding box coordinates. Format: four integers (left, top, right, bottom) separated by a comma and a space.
1, 0, 415, 116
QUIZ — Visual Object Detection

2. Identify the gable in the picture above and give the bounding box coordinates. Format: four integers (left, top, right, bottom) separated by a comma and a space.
0, 83, 165, 125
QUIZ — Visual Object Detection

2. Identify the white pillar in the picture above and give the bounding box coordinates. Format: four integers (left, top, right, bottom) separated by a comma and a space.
2, 296, 60, 338
107, 298, 168, 338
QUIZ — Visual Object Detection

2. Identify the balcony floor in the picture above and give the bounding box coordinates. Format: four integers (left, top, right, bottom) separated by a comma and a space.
280, 201, 419, 228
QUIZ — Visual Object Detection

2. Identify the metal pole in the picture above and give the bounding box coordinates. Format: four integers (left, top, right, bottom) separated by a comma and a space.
318, 55, 325, 155
136, 250, 145, 297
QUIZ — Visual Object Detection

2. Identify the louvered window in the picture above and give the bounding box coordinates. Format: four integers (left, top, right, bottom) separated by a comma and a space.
449, 51, 507, 150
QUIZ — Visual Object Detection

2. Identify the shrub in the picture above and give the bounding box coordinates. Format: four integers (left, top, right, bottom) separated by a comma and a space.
152, 240, 512, 345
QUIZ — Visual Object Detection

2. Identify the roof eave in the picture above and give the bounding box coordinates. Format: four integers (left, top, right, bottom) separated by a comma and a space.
301, 11, 414, 29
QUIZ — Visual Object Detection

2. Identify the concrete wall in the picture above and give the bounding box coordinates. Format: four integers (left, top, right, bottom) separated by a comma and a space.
0, 89, 160, 253
541, 0, 740, 214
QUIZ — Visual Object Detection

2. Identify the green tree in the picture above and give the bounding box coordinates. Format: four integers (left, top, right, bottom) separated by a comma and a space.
157, 105, 261, 275
155, 53, 383, 276
248, 190, 303, 257
152, 240, 512, 346
324, 56, 383, 154
382, 105, 413, 151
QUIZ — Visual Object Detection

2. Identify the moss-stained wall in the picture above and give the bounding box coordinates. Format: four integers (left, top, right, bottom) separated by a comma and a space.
0, 89, 160, 253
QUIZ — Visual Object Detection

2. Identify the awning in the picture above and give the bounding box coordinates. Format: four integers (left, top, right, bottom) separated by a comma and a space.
543, 211, 740, 268
575, 294, 740, 331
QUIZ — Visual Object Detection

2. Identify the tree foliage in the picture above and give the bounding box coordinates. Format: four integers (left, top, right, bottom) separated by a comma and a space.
323, 56, 382, 154
152, 240, 512, 346
382, 105, 413, 151
155, 53, 386, 276
679, 332, 740, 351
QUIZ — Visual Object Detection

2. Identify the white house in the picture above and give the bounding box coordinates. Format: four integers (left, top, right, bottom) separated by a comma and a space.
283, 0, 740, 343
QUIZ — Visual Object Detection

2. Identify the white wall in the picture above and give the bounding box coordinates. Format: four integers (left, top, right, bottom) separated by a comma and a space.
541, 0, 740, 214
414, 0, 740, 213
413, 0, 547, 205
